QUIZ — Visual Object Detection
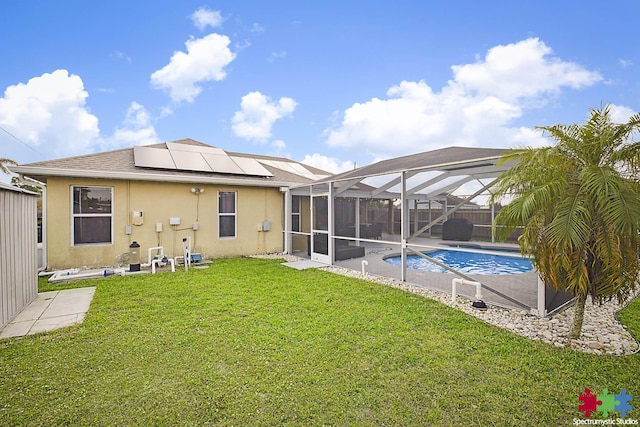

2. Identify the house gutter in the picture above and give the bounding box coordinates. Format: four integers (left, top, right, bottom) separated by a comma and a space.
9, 165, 301, 189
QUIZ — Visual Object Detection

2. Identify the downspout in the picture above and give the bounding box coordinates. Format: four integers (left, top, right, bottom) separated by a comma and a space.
18, 175, 47, 271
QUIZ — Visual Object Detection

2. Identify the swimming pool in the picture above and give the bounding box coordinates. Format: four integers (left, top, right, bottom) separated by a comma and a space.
383, 249, 533, 275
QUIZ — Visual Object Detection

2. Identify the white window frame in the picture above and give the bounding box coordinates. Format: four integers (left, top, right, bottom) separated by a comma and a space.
218, 191, 237, 239
71, 185, 114, 246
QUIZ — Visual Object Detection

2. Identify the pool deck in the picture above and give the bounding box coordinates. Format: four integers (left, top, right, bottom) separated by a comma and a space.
298, 235, 540, 312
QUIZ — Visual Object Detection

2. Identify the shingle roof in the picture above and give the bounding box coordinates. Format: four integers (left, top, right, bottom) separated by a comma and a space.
11, 139, 330, 187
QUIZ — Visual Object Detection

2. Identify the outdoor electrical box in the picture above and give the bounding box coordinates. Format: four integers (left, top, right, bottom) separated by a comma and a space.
156, 223, 163, 232
132, 210, 143, 226
169, 217, 180, 225
125, 225, 132, 235
262, 220, 271, 232
192, 223, 199, 231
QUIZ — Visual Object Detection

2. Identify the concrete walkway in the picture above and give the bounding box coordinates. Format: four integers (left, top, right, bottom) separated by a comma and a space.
0, 287, 96, 339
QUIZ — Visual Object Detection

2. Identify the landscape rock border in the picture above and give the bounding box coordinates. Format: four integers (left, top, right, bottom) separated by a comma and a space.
252, 253, 640, 356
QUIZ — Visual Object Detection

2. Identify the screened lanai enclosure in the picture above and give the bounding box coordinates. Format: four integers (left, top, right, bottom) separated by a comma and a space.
282, 147, 572, 317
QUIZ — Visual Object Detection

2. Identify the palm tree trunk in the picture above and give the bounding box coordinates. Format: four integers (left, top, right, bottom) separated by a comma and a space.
569, 292, 588, 339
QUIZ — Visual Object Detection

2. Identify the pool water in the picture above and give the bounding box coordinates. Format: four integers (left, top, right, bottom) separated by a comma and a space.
384, 249, 533, 275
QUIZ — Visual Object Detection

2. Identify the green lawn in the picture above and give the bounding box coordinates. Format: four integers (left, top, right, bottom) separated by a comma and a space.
1, 257, 639, 426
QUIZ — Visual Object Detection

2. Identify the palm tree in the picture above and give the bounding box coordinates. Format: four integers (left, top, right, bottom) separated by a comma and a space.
492, 105, 640, 339
0, 158, 17, 175
0, 157, 18, 175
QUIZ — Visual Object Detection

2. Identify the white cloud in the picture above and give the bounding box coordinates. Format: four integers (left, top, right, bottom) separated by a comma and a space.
103, 102, 160, 150
271, 139, 286, 152
150, 33, 236, 103
325, 38, 603, 158
250, 23, 265, 33
191, 7, 223, 31
301, 153, 354, 174
0, 69, 99, 158
451, 38, 602, 101
268, 51, 286, 62
0, 70, 163, 161
232, 91, 297, 141
272, 139, 286, 149
110, 50, 131, 63
608, 104, 636, 123
618, 59, 633, 69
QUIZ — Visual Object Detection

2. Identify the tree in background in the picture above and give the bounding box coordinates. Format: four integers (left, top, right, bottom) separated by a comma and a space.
492, 105, 640, 339
0, 158, 17, 175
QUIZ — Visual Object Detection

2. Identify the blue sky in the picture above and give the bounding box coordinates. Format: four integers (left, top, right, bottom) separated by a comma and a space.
1, 0, 639, 180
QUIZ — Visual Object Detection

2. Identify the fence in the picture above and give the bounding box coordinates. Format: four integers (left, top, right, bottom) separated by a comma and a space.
364, 205, 521, 242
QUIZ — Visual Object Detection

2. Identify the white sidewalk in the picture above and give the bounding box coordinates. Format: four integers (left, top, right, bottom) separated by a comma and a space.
0, 287, 96, 339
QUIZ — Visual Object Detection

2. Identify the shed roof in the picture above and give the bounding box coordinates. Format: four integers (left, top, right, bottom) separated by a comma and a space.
0, 181, 37, 195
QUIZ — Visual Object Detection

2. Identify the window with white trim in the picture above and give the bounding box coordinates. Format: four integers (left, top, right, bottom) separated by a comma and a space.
292, 196, 301, 232
218, 191, 236, 238
72, 186, 113, 245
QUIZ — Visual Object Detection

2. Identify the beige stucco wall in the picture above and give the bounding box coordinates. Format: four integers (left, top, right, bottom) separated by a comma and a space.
45, 177, 285, 269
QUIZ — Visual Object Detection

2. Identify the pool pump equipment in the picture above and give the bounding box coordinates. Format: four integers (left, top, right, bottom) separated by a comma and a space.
129, 241, 141, 272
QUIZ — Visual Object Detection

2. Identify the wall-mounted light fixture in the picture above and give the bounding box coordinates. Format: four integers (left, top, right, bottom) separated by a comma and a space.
191, 187, 204, 194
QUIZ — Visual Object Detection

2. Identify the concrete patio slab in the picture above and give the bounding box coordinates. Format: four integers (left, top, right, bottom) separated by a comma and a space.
0, 287, 96, 339
282, 260, 327, 270
11, 292, 56, 321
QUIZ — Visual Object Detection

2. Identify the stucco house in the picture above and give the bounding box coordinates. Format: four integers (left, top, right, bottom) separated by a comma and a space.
10, 139, 328, 269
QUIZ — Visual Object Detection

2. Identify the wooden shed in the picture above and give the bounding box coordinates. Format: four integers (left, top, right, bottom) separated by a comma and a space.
0, 182, 38, 330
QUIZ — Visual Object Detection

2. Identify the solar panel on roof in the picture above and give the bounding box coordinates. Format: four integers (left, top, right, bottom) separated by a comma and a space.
256, 159, 277, 168
261, 160, 320, 180
202, 153, 245, 174
230, 156, 273, 177
133, 146, 177, 169
270, 160, 299, 175
166, 142, 226, 156
169, 150, 213, 172
134, 142, 276, 177
287, 162, 319, 179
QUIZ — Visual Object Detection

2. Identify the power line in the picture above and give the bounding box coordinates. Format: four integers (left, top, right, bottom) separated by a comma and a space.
0, 125, 45, 157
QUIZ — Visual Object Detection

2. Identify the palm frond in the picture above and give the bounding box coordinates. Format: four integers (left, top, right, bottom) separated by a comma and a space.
493, 105, 640, 309
0, 158, 18, 175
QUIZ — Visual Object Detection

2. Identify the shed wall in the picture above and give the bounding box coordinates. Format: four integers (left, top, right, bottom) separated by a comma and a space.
0, 187, 38, 329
